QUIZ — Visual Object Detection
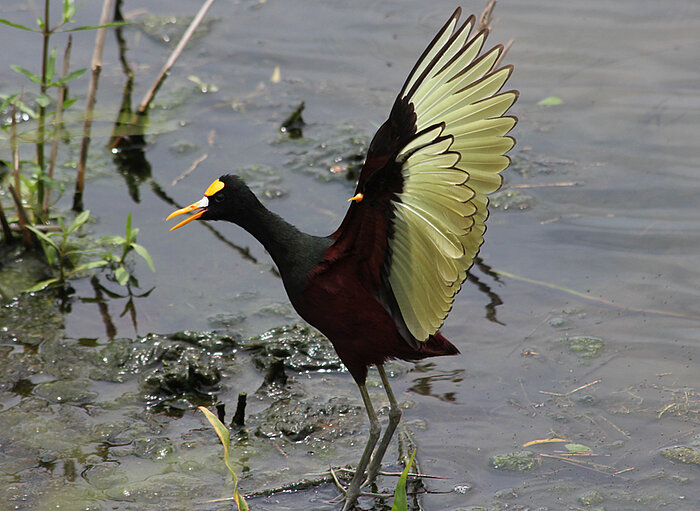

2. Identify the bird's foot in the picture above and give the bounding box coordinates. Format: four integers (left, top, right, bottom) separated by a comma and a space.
330, 466, 362, 510
329, 467, 394, 510
329, 466, 348, 494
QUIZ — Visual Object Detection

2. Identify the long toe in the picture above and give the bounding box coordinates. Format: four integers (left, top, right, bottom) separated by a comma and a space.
341, 487, 360, 511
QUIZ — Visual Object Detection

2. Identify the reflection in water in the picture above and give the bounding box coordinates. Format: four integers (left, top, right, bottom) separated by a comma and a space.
408, 364, 465, 402
467, 256, 505, 325
83, 275, 154, 339
109, 0, 153, 203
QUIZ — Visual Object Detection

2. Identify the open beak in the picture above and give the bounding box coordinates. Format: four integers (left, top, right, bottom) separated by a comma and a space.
166, 197, 208, 230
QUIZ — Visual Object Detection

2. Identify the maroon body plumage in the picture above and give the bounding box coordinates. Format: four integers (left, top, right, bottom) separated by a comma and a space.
296, 247, 460, 384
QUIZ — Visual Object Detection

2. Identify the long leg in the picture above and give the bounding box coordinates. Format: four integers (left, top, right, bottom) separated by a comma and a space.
342, 383, 381, 511
365, 364, 402, 482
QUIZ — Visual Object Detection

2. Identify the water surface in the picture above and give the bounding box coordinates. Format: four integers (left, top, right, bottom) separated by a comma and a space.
1, 0, 699, 509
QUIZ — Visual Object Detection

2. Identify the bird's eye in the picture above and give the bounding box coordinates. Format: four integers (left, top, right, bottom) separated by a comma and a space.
214, 193, 224, 203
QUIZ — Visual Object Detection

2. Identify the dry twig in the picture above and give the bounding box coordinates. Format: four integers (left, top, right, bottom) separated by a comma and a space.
137, 0, 216, 114
172, 153, 208, 186
539, 379, 601, 397
8, 186, 34, 247
74, 0, 115, 212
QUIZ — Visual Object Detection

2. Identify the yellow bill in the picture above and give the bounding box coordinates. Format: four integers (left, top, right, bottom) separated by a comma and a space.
166, 197, 208, 230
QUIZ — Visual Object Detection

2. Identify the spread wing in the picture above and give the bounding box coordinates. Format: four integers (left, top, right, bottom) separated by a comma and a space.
331, 8, 518, 342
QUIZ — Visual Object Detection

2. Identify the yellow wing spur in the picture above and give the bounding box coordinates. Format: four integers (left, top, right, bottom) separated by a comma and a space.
387, 8, 518, 341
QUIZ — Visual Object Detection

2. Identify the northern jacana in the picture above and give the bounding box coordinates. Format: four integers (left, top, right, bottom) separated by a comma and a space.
168, 7, 517, 509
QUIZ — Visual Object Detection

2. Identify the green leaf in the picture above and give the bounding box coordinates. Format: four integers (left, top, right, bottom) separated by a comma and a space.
100, 235, 126, 245
0, 18, 39, 32
71, 260, 109, 274
0, 93, 19, 112
11, 65, 43, 85
45, 245, 58, 267
124, 212, 133, 239
58, 21, 130, 32
25, 277, 60, 293
35, 93, 52, 108
62, 0, 76, 23
565, 443, 592, 453
25, 227, 60, 267
392, 448, 416, 511
61, 97, 79, 109
46, 48, 57, 83
198, 407, 249, 511
20, 173, 40, 194
55, 68, 86, 86
131, 243, 155, 272
62, 247, 92, 258
114, 266, 130, 286
36, 17, 45, 31
25, 225, 60, 252
67, 209, 90, 234
101, 252, 119, 263
3, 96, 37, 118
537, 96, 564, 106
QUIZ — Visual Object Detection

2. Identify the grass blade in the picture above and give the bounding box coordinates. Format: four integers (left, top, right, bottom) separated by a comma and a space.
198, 406, 249, 511
392, 448, 416, 511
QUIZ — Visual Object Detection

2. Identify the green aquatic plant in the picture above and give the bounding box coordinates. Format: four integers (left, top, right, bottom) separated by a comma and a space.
0, 0, 127, 226
391, 448, 416, 511
100, 212, 155, 286
198, 406, 249, 511
25, 211, 154, 292
25, 209, 106, 291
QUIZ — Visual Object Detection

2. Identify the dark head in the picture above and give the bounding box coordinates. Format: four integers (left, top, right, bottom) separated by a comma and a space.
167, 174, 259, 230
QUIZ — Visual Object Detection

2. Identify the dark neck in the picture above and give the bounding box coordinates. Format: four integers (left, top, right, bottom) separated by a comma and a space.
237, 197, 332, 301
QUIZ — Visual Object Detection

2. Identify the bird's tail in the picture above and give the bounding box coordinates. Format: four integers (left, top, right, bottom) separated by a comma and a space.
411, 331, 460, 359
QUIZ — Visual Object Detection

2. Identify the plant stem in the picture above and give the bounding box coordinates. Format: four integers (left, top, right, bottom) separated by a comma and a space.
45, 34, 72, 216
0, 201, 13, 243
36, 0, 51, 216
74, 0, 115, 212
10, 102, 22, 197
8, 186, 34, 248
8, 101, 35, 244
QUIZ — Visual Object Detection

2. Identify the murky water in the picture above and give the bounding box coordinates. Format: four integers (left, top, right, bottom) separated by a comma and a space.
1, 0, 699, 510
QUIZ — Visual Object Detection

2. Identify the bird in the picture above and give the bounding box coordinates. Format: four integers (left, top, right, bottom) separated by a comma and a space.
167, 7, 517, 509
